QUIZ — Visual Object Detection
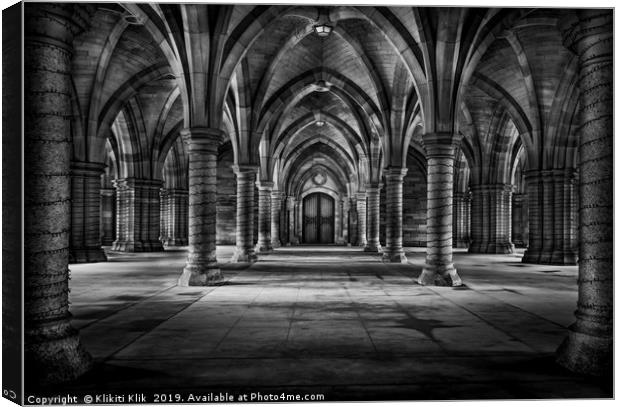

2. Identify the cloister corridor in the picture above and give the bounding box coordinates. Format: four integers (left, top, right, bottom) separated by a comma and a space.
38, 246, 611, 400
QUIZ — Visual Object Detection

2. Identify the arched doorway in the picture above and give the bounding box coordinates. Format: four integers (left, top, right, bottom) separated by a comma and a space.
302, 192, 335, 244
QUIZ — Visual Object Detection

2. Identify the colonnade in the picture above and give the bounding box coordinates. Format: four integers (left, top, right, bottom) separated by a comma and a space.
22, 2, 612, 383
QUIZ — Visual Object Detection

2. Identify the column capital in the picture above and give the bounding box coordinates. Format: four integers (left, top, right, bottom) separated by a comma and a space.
364, 183, 383, 193
70, 161, 106, 177
257, 181, 274, 191
355, 192, 367, 201
25, 3, 94, 50
470, 183, 512, 193
384, 166, 408, 180
421, 132, 462, 157
181, 127, 225, 150
232, 164, 259, 176
271, 190, 285, 200
112, 178, 163, 190
559, 10, 612, 63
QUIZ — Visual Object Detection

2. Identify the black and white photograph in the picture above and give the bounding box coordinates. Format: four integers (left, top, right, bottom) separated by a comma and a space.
1, 0, 616, 405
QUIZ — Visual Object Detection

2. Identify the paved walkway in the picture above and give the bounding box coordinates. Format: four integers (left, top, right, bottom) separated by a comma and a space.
37, 246, 611, 401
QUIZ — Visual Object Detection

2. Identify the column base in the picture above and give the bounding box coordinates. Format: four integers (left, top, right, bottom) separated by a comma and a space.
164, 238, 188, 247
363, 243, 382, 252
550, 250, 578, 265
523, 249, 576, 265
69, 247, 107, 263
417, 265, 462, 287
453, 239, 469, 249
111, 240, 164, 252
25, 320, 93, 386
556, 328, 612, 377
485, 242, 515, 254
271, 240, 281, 248
178, 263, 222, 286
255, 244, 273, 253
382, 251, 407, 263
231, 248, 258, 263
522, 248, 541, 264
101, 238, 114, 246
468, 241, 486, 253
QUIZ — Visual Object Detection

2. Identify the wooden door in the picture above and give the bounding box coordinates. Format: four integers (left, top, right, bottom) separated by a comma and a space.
303, 193, 334, 244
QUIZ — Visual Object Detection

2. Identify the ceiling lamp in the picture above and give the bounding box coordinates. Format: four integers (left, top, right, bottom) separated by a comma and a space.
315, 120, 325, 127
314, 24, 333, 37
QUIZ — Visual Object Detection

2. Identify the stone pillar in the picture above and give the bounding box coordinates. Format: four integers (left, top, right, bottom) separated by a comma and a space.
24, 2, 92, 384
522, 170, 577, 265
383, 167, 407, 262
256, 181, 274, 253
342, 198, 350, 245
270, 190, 283, 248
178, 128, 222, 286
470, 184, 514, 254
511, 193, 527, 247
100, 188, 116, 245
556, 10, 612, 376
453, 191, 470, 248
164, 189, 188, 246
355, 193, 367, 246
231, 165, 257, 263
417, 133, 462, 286
287, 196, 299, 245
522, 171, 543, 263
111, 178, 164, 252
69, 161, 107, 263
364, 184, 382, 252
468, 185, 487, 252
538, 172, 555, 263
159, 188, 169, 243
550, 169, 578, 265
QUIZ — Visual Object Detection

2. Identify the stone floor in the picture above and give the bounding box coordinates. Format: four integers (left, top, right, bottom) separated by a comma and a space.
31, 246, 612, 401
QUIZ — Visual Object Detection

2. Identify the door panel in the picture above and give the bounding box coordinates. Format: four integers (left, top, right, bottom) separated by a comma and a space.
303, 193, 334, 244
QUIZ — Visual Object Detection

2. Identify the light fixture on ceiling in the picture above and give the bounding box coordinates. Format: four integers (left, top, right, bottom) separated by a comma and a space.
314, 24, 333, 37
314, 7, 333, 38
315, 120, 325, 127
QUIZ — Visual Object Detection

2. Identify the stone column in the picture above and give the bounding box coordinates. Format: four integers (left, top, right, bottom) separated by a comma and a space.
550, 169, 578, 265
159, 188, 169, 243
178, 128, 222, 286
417, 133, 462, 286
342, 198, 350, 245
111, 178, 164, 252
511, 193, 526, 247
287, 196, 299, 245
539, 171, 555, 263
382, 167, 407, 262
256, 181, 274, 253
355, 192, 367, 246
69, 161, 107, 263
364, 184, 382, 252
453, 191, 470, 248
468, 185, 487, 252
270, 190, 284, 248
164, 189, 188, 246
522, 171, 543, 263
24, 2, 92, 384
231, 165, 258, 263
100, 188, 116, 245
522, 170, 576, 265
556, 10, 612, 376
484, 184, 514, 254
